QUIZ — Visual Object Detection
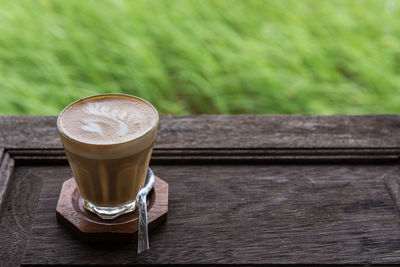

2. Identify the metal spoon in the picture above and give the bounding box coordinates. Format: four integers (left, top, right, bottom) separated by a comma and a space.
137, 168, 155, 254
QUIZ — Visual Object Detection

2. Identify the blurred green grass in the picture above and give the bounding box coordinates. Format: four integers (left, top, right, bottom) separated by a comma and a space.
1, 0, 400, 115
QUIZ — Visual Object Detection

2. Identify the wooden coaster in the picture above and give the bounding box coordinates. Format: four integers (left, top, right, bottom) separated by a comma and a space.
56, 176, 168, 242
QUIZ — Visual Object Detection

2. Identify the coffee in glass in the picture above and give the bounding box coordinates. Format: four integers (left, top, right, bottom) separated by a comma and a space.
57, 94, 158, 219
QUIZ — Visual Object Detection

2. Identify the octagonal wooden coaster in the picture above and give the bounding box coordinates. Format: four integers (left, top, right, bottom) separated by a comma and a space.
56, 176, 168, 242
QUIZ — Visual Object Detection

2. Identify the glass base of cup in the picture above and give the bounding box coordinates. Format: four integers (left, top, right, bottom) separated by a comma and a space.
83, 199, 137, 220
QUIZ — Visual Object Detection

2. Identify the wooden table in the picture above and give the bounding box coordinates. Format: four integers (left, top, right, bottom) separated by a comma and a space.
1, 115, 400, 266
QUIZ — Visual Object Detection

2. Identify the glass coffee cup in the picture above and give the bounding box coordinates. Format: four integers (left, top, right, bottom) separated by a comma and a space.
57, 94, 158, 219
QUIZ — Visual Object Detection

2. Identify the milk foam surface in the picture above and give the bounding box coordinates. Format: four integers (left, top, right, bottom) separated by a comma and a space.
59, 96, 157, 145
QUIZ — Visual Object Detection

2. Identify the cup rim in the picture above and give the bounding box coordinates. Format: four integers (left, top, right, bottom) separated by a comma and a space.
57, 93, 159, 147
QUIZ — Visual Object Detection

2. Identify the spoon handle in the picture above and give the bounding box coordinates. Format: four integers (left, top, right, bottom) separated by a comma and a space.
137, 168, 155, 254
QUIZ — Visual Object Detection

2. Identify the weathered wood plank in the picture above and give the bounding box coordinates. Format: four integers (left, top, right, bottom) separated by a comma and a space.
1, 115, 400, 149
0, 150, 14, 207
1, 115, 400, 265
19, 164, 400, 265
156, 115, 400, 149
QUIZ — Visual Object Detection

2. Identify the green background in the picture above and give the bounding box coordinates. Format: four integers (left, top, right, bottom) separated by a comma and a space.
1, 0, 400, 115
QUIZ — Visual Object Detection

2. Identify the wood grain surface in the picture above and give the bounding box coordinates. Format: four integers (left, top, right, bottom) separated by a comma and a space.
1, 115, 400, 265
2, 115, 400, 165
16, 164, 400, 265
1, 115, 400, 149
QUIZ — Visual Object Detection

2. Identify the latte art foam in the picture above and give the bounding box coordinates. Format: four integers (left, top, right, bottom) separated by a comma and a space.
59, 95, 158, 145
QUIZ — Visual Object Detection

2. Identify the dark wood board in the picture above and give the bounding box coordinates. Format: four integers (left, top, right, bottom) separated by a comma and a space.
1, 115, 400, 265
7, 164, 400, 265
